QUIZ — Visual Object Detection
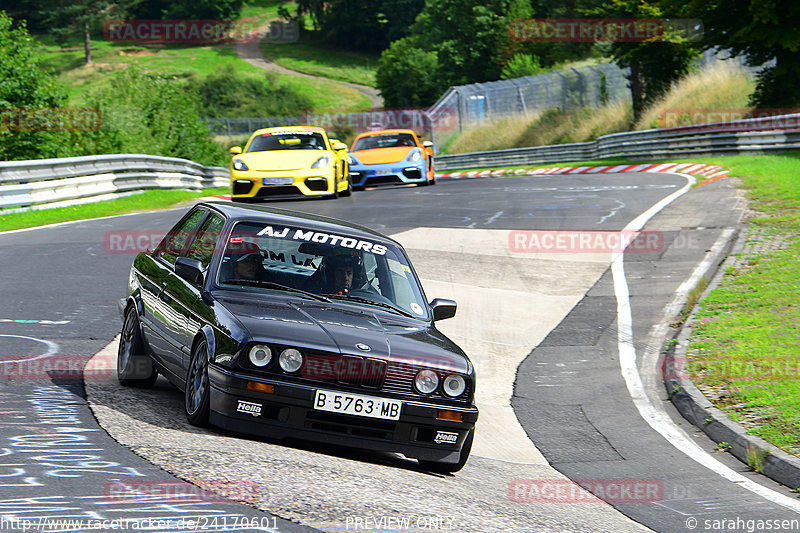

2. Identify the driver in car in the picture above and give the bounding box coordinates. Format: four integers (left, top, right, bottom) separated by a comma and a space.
308, 253, 366, 295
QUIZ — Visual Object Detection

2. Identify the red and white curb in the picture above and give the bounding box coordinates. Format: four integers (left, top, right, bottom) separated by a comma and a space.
436, 162, 730, 186
209, 164, 729, 203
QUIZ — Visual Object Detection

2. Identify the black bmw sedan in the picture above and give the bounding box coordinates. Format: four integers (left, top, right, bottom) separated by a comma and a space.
118, 202, 478, 472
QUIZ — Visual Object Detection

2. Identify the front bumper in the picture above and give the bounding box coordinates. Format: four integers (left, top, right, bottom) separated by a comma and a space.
350, 160, 427, 188
208, 365, 478, 463
231, 167, 337, 199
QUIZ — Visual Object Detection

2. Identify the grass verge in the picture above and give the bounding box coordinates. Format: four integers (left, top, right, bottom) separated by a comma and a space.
0, 188, 228, 232
681, 153, 800, 455
37, 35, 369, 112
259, 34, 378, 88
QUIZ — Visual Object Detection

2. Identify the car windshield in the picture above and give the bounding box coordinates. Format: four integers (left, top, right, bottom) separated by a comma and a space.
246, 131, 327, 152
353, 133, 416, 151
216, 221, 430, 319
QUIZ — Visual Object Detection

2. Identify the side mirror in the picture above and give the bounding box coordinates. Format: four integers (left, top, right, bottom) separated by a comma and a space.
422, 140, 433, 148
175, 257, 204, 287
229, 146, 242, 155
430, 298, 457, 321
330, 140, 348, 151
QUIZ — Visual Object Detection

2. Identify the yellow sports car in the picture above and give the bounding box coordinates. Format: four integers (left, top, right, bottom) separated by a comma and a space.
229, 126, 352, 201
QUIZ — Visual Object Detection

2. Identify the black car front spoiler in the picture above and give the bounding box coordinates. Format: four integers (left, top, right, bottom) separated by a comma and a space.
208, 365, 479, 464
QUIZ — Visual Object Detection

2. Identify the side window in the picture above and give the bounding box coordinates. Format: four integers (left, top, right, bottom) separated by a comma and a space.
186, 214, 225, 268
158, 209, 207, 266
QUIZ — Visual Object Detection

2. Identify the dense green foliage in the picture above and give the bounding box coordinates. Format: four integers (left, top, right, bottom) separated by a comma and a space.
294, 0, 424, 53
84, 67, 228, 165
375, 38, 443, 107
678, 0, 800, 108
195, 65, 313, 118
0, 12, 70, 160
501, 53, 543, 80
582, 0, 699, 122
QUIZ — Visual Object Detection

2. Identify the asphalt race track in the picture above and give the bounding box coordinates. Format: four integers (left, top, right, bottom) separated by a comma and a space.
1, 173, 798, 532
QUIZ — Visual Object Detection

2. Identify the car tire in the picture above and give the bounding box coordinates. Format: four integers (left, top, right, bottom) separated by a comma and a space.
417, 428, 474, 473
118, 307, 158, 388
340, 163, 352, 197
185, 339, 211, 427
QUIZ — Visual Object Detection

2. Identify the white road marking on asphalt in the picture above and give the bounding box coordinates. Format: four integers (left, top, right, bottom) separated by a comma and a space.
598, 199, 626, 224
612, 172, 800, 513
0, 335, 59, 362
393, 227, 609, 464
486, 211, 504, 225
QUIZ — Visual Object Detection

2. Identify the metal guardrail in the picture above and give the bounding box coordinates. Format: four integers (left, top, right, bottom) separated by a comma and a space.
2, 113, 798, 210
0, 154, 229, 209
436, 114, 800, 171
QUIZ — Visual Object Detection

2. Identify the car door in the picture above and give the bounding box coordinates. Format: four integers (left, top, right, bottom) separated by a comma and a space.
160, 212, 226, 376
140, 208, 209, 380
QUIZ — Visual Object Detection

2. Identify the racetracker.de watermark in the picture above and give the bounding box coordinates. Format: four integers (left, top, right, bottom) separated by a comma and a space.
104, 480, 259, 504
510, 18, 703, 42
0, 108, 102, 132
1, 355, 112, 380
657, 108, 800, 131
301, 107, 457, 132
510, 479, 663, 503
103, 19, 298, 44
509, 230, 664, 254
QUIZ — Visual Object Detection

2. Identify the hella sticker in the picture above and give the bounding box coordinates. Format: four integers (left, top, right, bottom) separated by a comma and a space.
236, 400, 262, 417
434, 431, 459, 445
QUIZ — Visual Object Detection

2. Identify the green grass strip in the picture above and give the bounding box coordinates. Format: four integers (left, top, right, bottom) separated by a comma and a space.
0, 188, 228, 232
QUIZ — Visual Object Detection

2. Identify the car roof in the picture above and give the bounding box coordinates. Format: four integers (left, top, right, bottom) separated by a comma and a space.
199, 202, 401, 246
355, 129, 418, 138
250, 126, 327, 136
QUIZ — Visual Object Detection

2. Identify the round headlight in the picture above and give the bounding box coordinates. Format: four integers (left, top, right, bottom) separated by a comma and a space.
279, 348, 303, 373
443, 374, 466, 397
248, 345, 272, 367
414, 369, 439, 394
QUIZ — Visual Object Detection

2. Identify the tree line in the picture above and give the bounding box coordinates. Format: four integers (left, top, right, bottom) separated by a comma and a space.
289, 0, 798, 118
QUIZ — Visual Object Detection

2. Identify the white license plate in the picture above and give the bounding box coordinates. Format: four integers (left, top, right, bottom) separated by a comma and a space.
262, 177, 294, 185
374, 169, 392, 176
313, 390, 402, 420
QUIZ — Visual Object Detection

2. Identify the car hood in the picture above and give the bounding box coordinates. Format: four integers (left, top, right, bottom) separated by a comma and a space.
352, 147, 414, 165
239, 150, 328, 171
218, 295, 470, 373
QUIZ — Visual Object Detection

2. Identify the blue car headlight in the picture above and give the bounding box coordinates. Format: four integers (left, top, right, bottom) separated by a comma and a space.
232, 158, 249, 171
406, 149, 422, 163
349, 153, 361, 165
311, 156, 330, 169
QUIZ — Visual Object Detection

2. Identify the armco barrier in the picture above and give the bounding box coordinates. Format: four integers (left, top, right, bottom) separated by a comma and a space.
3, 113, 799, 209
436, 113, 800, 171
0, 154, 229, 209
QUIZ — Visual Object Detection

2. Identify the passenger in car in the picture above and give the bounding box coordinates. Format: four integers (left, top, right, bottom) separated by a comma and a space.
223, 242, 270, 283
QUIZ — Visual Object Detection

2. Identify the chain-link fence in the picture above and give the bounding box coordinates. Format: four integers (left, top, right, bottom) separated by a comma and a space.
425, 62, 631, 151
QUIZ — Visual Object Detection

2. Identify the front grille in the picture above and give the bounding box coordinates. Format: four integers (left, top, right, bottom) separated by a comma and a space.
254, 185, 301, 197
305, 410, 395, 439
402, 168, 423, 180
232, 180, 253, 195
301, 354, 386, 390
365, 175, 403, 186
383, 361, 416, 394
304, 177, 329, 191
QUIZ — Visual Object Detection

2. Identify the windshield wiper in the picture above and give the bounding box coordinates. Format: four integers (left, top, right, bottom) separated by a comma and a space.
231, 280, 330, 302
326, 294, 417, 318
